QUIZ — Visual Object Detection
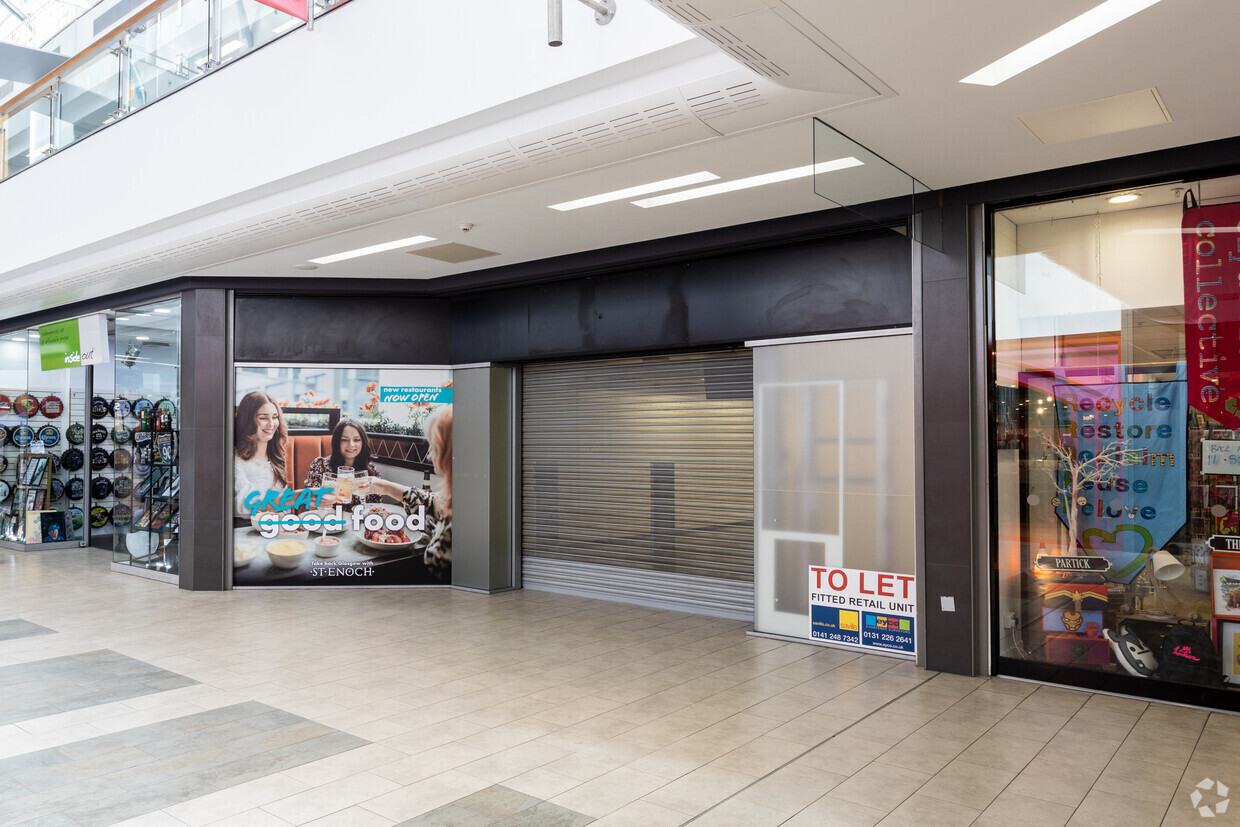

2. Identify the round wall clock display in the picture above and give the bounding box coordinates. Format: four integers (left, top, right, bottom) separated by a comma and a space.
0, 481, 10, 503
133, 398, 153, 417
111, 398, 132, 419
13, 394, 38, 417
50, 453, 60, 472
38, 425, 60, 448
91, 397, 109, 419
0, 394, 11, 414
112, 504, 132, 528
67, 507, 84, 531
114, 475, 132, 498
66, 423, 86, 444
11, 426, 34, 447
90, 506, 111, 528
91, 425, 108, 444
61, 448, 84, 471
91, 476, 113, 500
111, 427, 132, 445
50, 479, 64, 500
112, 448, 132, 472
0, 455, 7, 474
0, 425, 8, 446
67, 478, 85, 500
90, 448, 110, 471
39, 395, 64, 418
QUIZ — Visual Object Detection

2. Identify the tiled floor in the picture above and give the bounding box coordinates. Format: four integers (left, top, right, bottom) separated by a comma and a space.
0, 548, 1237, 826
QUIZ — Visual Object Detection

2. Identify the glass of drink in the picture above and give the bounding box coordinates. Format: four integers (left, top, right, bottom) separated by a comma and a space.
336, 466, 354, 501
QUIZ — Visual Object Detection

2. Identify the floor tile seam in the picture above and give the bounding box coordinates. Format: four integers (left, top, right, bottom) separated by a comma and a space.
951, 687, 1152, 821
678, 669, 944, 824
1152, 719, 1209, 824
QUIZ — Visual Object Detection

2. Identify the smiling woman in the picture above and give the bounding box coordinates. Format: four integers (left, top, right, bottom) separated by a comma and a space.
233, 390, 289, 517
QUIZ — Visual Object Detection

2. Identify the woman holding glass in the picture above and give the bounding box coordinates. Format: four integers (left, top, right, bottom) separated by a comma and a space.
305, 418, 382, 507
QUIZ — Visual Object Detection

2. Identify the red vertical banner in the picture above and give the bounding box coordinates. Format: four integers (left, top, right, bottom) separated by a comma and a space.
254, 0, 308, 20
1184, 202, 1240, 427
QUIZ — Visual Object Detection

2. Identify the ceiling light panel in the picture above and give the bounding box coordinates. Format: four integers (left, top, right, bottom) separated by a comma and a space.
633, 157, 863, 208
309, 235, 437, 265
960, 0, 1163, 86
548, 172, 720, 211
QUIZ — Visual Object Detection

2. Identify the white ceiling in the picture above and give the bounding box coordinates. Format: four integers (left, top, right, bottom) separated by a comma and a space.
4, 0, 1240, 318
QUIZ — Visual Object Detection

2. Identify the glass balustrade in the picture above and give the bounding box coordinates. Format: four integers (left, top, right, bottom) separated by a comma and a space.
0, 0, 354, 179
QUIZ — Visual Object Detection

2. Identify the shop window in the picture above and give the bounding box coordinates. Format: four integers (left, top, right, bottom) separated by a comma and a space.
109, 298, 181, 577
993, 175, 1240, 697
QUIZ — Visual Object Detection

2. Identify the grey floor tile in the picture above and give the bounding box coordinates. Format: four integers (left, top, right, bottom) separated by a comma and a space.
399, 803, 497, 826
457, 785, 543, 820
493, 801, 593, 827
0, 620, 56, 642
0, 651, 198, 725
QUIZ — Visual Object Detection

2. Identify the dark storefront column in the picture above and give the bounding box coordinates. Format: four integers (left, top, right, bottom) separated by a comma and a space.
918, 204, 978, 674
179, 289, 228, 591
452, 366, 518, 592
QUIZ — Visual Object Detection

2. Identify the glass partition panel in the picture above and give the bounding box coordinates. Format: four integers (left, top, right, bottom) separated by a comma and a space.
218, 0, 289, 65
813, 118, 941, 252
2, 95, 46, 176
993, 174, 1240, 695
57, 49, 121, 145
754, 333, 916, 640
127, 1, 211, 110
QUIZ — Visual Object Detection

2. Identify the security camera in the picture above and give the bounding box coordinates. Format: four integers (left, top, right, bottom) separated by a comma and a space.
458, 222, 474, 233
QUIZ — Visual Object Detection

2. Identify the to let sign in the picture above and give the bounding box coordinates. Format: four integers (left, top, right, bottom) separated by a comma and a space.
809, 566, 916, 656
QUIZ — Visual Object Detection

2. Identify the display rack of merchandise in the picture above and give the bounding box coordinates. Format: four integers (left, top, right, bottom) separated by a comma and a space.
0, 388, 82, 544
121, 402, 178, 570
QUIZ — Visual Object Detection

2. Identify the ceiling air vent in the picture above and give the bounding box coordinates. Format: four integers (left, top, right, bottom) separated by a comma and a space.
408, 243, 500, 264
685, 80, 767, 120
645, 0, 889, 99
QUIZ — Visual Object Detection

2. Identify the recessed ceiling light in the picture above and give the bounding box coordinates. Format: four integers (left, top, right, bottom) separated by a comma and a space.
632, 157, 864, 208
1108, 193, 1140, 204
294, 263, 319, 271
549, 172, 720, 211
136, 336, 150, 341
960, 0, 1163, 86
309, 235, 437, 265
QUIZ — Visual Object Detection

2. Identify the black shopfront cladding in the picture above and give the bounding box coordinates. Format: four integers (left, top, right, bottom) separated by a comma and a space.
232, 225, 913, 617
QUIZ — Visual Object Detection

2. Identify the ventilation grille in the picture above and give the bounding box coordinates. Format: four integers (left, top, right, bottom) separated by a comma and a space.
514, 101, 692, 164
645, 0, 713, 25
696, 25, 787, 78
685, 81, 766, 121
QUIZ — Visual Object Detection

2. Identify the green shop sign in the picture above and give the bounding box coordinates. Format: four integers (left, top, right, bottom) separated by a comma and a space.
38, 314, 109, 371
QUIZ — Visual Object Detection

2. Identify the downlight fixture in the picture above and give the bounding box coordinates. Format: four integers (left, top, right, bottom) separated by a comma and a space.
1108, 192, 1140, 204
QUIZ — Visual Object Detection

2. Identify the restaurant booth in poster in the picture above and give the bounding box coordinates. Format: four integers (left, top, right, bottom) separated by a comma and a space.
232, 365, 453, 588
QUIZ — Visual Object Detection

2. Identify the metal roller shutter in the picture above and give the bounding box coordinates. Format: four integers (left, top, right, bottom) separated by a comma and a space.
522, 349, 754, 620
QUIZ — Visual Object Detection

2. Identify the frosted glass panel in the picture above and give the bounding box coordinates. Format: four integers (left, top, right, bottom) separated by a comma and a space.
754, 334, 915, 639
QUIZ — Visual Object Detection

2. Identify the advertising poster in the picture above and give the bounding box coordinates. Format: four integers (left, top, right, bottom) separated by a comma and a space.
1182, 201, 1240, 428
808, 566, 916, 656
232, 366, 453, 588
1052, 377, 1187, 583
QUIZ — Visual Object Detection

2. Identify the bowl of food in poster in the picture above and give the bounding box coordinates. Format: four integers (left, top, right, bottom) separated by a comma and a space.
314, 535, 341, 558
266, 538, 308, 569
234, 539, 261, 567
355, 506, 421, 550
250, 511, 282, 532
